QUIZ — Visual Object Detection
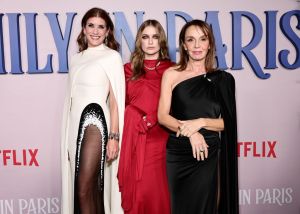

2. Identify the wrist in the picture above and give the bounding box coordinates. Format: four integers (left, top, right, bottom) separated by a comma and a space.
198, 118, 205, 129
189, 132, 197, 139
108, 132, 120, 142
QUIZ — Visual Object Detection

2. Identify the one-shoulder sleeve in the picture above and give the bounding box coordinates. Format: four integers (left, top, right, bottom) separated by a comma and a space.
215, 71, 239, 214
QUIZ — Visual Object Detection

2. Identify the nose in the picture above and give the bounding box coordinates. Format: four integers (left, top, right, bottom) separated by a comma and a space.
149, 37, 153, 44
93, 27, 99, 34
194, 39, 200, 48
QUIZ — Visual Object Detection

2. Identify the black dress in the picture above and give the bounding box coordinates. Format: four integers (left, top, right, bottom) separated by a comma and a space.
166, 70, 239, 214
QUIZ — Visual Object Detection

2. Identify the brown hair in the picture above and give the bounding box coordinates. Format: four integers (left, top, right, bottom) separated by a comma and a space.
176, 19, 216, 72
77, 7, 119, 52
130, 19, 169, 80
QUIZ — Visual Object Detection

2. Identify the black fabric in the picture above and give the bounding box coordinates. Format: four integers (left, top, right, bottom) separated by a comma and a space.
167, 70, 239, 214
212, 71, 239, 214
74, 103, 108, 214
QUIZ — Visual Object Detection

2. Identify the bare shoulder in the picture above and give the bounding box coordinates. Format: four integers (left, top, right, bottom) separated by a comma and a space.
163, 65, 180, 80
161, 66, 182, 91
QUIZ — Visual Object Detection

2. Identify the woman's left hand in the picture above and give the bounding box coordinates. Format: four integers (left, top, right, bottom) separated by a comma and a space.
189, 132, 209, 161
176, 119, 203, 137
106, 140, 119, 161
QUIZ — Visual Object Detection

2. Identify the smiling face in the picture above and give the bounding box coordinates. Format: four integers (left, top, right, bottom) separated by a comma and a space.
183, 25, 210, 62
83, 16, 109, 48
140, 25, 161, 60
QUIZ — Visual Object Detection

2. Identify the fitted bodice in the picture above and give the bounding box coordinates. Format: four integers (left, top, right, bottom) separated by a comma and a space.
69, 45, 111, 105
125, 60, 173, 114
171, 74, 221, 120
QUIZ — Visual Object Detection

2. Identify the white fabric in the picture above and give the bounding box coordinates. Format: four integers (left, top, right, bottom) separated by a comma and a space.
60, 44, 125, 214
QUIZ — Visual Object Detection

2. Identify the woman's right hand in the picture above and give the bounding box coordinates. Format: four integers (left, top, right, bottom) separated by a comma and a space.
106, 139, 119, 162
189, 132, 209, 161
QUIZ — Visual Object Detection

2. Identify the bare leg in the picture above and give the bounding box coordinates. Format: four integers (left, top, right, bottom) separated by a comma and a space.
77, 125, 104, 214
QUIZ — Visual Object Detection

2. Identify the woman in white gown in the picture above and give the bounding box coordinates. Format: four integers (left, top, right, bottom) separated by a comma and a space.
61, 7, 125, 214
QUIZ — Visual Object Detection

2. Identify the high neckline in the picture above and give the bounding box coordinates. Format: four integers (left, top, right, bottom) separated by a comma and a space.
143, 59, 161, 66
143, 59, 161, 71
86, 43, 105, 51
143, 59, 160, 64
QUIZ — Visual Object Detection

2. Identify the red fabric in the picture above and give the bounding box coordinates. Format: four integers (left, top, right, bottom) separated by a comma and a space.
118, 60, 173, 214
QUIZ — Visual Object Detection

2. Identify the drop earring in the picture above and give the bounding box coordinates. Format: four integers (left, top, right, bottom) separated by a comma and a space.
84, 35, 87, 44
105, 36, 108, 45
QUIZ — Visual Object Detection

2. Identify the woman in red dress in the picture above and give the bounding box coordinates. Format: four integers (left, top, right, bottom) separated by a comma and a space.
118, 20, 173, 214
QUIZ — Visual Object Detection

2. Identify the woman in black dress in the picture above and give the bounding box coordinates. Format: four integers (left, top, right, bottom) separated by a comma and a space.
158, 19, 239, 214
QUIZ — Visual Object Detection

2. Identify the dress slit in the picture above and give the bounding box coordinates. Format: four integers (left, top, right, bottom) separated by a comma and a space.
73, 103, 108, 213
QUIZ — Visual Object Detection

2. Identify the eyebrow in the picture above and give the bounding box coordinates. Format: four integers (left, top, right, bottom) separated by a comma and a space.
185, 34, 207, 39
142, 33, 160, 36
87, 22, 106, 26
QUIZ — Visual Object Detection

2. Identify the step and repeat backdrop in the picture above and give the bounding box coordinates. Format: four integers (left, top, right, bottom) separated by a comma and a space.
1, 0, 299, 213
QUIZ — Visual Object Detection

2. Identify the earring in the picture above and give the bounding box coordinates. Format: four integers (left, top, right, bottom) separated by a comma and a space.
185, 49, 189, 56
105, 36, 108, 45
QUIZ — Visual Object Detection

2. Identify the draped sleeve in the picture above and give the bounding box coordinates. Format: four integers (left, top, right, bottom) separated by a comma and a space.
212, 70, 239, 214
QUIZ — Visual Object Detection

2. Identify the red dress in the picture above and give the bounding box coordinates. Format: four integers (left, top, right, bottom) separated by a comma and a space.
118, 59, 173, 214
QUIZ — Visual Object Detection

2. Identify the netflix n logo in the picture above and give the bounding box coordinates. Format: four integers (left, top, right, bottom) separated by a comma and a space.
0, 149, 39, 166
237, 141, 277, 158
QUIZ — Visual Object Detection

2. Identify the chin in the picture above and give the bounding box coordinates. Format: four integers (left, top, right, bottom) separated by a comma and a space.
90, 42, 102, 47
190, 57, 205, 62
145, 51, 159, 56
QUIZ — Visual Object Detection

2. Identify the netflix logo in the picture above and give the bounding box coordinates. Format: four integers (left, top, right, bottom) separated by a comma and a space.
0, 149, 39, 166
237, 141, 277, 158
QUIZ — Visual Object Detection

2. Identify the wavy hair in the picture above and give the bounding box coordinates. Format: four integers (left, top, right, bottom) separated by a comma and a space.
130, 19, 169, 80
176, 19, 216, 72
77, 7, 119, 52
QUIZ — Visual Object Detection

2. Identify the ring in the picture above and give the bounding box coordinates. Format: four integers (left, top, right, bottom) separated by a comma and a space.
199, 150, 204, 152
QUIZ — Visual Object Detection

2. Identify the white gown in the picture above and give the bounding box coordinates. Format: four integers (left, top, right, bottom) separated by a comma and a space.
61, 44, 125, 214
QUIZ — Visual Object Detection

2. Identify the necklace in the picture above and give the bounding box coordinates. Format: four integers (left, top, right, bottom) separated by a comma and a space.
144, 61, 161, 71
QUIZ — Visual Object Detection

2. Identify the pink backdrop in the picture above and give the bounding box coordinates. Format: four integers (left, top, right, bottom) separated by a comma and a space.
1, 0, 299, 213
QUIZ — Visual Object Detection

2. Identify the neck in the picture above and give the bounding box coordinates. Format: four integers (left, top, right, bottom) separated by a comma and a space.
145, 56, 158, 60
144, 53, 159, 60
187, 60, 206, 74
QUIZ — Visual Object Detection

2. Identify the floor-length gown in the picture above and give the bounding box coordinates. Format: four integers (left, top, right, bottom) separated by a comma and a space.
167, 70, 239, 214
118, 60, 173, 214
61, 44, 125, 214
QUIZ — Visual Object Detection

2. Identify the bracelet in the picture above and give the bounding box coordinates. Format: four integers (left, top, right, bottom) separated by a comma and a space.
108, 132, 120, 141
